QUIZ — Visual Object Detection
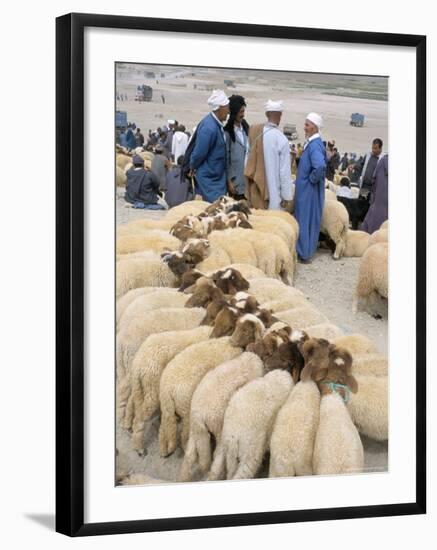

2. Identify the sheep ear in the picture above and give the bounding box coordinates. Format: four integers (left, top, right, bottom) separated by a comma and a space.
346, 374, 358, 393
300, 363, 313, 382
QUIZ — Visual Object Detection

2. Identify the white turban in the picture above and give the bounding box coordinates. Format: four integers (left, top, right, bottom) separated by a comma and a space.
306, 112, 323, 130
207, 89, 229, 111
265, 99, 284, 112
167, 119, 175, 125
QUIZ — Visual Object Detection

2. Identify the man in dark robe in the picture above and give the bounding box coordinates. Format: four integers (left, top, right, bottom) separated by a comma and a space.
361, 154, 388, 233
125, 155, 164, 209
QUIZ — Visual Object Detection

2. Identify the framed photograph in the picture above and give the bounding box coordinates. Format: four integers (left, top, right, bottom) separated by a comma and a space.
56, 12, 426, 537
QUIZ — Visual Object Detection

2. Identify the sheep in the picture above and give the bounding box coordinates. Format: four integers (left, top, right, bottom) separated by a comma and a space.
118, 289, 189, 330
116, 153, 133, 170
158, 337, 243, 457
325, 188, 337, 201
269, 380, 321, 477
116, 165, 127, 187
380, 220, 389, 230
248, 277, 305, 303
209, 263, 268, 281
165, 200, 211, 220
116, 307, 205, 421
200, 229, 295, 285
260, 294, 308, 312
208, 369, 293, 480
305, 344, 364, 475
347, 374, 388, 441
116, 231, 180, 256
331, 334, 378, 356
276, 305, 329, 329
350, 353, 388, 377
128, 326, 212, 454
304, 323, 344, 340
369, 227, 388, 246
116, 253, 179, 298
116, 287, 160, 327
249, 215, 298, 250
117, 218, 174, 236
320, 200, 349, 259
251, 208, 299, 237
229, 313, 267, 348
352, 242, 388, 314
180, 352, 264, 481
343, 230, 370, 258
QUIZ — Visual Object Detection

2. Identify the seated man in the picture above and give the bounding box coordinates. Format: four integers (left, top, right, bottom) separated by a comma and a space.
124, 155, 165, 209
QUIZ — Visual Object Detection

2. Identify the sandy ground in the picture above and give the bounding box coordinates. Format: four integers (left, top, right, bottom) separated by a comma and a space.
115, 199, 388, 485
116, 64, 388, 155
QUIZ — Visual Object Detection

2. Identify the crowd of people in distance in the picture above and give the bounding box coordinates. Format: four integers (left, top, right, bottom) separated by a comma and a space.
116, 89, 388, 262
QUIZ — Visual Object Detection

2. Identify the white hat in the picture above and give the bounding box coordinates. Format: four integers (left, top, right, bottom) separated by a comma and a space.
207, 89, 229, 111
167, 119, 175, 125
265, 99, 284, 112
306, 112, 323, 129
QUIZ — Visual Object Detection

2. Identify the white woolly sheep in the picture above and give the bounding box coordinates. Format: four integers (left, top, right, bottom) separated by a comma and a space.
117, 218, 175, 236
116, 287, 161, 327
116, 307, 205, 421
116, 165, 127, 187
199, 229, 295, 284
303, 344, 364, 475
347, 374, 388, 441
260, 295, 309, 313
344, 230, 370, 258
127, 325, 212, 453
276, 306, 328, 329
248, 277, 305, 304
331, 334, 378, 356
313, 392, 364, 475
208, 369, 293, 480
251, 209, 299, 238
116, 153, 132, 169
352, 242, 388, 314
180, 352, 264, 481
118, 289, 189, 331
116, 230, 180, 255
116, 253, 179, 298
269, 380, 321, 478
350, 353, 388, 377
380, 220, 389, 230
165, 200, 211, 220
249, 215, 298, 250
304, 323, 344, 340
369, 227, 388, 246
207, 263, 268, 281
320, 200, 349, 259
325, 188, 337, 201
158, 337, 243, 457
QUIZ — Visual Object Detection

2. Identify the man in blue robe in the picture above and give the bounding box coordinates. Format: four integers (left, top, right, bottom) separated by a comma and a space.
295, 112, 326, 263
189, 89, 230, 202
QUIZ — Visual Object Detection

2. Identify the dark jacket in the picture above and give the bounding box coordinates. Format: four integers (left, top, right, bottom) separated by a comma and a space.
125, 167, 160, 205
164, 166, 194, 208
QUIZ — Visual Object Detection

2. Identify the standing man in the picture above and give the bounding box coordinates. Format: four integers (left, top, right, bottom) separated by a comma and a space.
125, 124, 136, 151
163, 120, 176, 156
262, 100, 293, 210
171, 124, 189, 163
294, 112, 326, 263
135, 128, 145, 148
359, 138, 383, 198
189, 89, 230, 202
224, 94, 250, 200
361, 154, 388, 233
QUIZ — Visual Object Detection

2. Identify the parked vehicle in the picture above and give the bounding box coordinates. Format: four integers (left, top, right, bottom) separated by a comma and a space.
283, 123, 298, 141
135, 85, 153, 102
350, 113, 365, 127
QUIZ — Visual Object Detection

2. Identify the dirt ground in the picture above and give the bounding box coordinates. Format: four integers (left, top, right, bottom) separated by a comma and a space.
115, 199, 388, 484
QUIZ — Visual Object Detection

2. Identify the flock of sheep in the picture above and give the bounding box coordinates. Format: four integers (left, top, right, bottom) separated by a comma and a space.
115, 192, 389, 485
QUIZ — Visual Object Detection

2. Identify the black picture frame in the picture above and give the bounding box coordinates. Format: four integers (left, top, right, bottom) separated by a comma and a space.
56, 12, 426, 537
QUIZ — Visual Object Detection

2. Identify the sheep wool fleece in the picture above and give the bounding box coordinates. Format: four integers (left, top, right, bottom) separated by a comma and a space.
295, 136, 326, 260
